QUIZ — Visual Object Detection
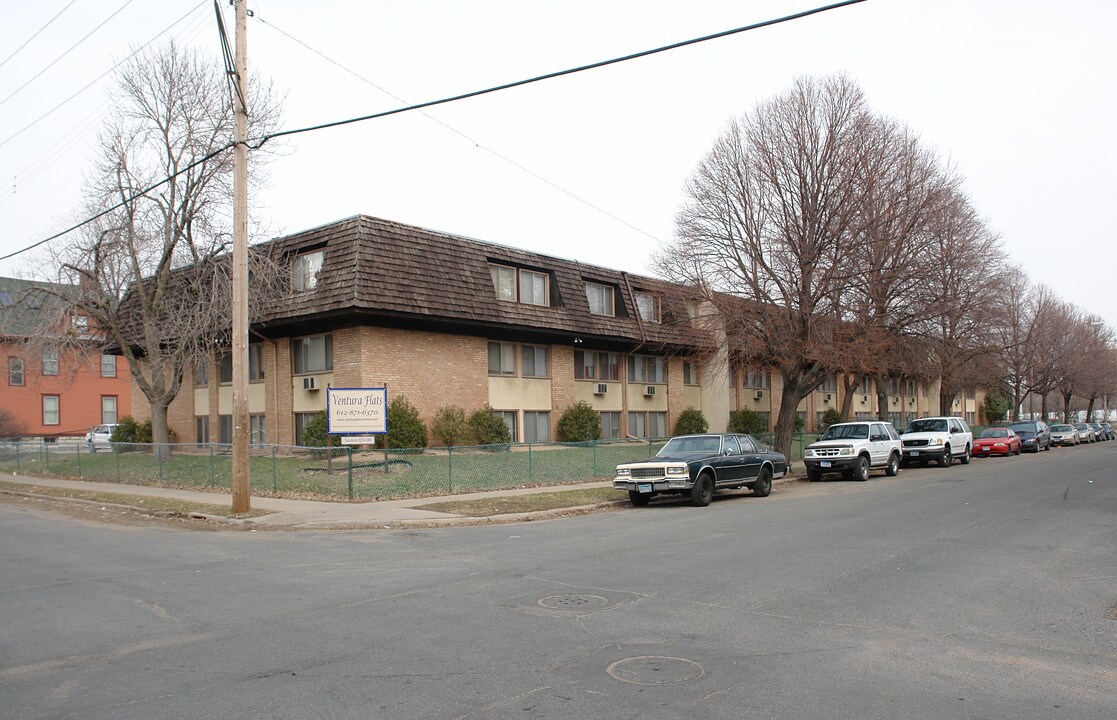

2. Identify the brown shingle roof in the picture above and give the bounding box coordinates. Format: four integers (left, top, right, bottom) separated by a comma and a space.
256, 215, 708, 352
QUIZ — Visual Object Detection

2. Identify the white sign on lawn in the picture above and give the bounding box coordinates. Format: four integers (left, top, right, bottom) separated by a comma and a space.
327, 387, 388, 435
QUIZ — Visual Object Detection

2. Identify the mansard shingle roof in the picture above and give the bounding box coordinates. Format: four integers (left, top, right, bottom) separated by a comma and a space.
255, 215, 708, 353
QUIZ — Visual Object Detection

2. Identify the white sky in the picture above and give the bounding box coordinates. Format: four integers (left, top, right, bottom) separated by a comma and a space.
1, 0, 1115, 326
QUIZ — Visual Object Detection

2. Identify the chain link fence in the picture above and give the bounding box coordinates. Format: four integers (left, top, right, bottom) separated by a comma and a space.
0, 439, 674, 500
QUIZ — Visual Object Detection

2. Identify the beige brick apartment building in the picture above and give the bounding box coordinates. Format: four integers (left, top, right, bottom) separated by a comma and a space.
148, 215, 981, 446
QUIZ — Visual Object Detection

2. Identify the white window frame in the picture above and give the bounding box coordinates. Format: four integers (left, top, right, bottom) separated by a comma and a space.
101, 396, 118, 424
8, 357, 24, 386
634, 291, 660, 323
488, 341, 516, 376
292, 250, 324, 291
41, 349, 59, 376
585, 282, 615, 316
43, 395, 60, 426
100, 354, 116, 378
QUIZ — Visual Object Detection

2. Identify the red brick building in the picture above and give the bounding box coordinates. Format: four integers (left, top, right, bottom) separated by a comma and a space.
0, 277, 132, 439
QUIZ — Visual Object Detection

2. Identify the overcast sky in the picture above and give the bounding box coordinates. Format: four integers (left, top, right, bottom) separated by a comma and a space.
1, 0, 1114, 327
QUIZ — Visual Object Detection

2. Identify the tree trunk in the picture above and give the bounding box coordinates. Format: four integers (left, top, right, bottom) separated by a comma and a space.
839, 374, 857, 421
773, 381, 806, 459
1062, 392, 1073, 423
939, 387, 955, 416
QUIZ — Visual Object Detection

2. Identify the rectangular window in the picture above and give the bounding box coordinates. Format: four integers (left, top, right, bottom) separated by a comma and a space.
628, 354, 665, 384
195, 416, 209, 448
816, 411, 827, 430
488, 341, 516, 376
8, 357, 23, 386
683, 361, 699, 385
521, 344, 549, 378
294, 413, 317, 445
599, 412, 621, 440
756, 411, 771, 431
249, 344, 265, 381
42, 395, 59, 425
100, 354, 116, 378
628, 411, 667, 439
41, 350, 58, 376
575, 350, 620, 381
292, 250, 324, 291
101, 396, 117, 425
585, 283, 615, 316
195, 357, 209, 385
857, 376, 871, 395
523, 411, 550, 443
489, 264, 550, 306
817, 375, 837, 393
293, 334, 333, 374
250, 415, 267, 446
219, 415, 233, 445
219, 352, 233, 384
634, 292, 659, 323
72, 315, 89, 332
493, 410, 518, 443
745, 368, 770, 389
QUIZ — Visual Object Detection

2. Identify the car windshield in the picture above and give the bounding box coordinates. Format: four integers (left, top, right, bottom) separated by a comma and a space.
658, 436, 721, 455
980, 429, 1008, 438
908, 419, 947, 433
820, 424, 869, 440
1008, 423, 1036, 433
1051, 425, 1073, 432
1075, 424, 1090, 430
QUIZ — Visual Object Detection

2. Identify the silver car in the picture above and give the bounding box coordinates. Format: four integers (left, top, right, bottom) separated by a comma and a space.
83, 424, 118, 453
1074, 423, 1097, 443
1050, 424, 1079, 446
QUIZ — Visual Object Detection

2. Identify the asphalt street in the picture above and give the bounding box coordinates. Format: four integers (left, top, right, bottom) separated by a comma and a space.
2, 443, 1115, 719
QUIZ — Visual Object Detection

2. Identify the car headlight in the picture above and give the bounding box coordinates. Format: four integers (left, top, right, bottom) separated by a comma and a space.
804, 448, 816, 457
667, 466, 687, 475
616, 468, 630, 477
838, 447, 853, 456
927, 437, 943, 446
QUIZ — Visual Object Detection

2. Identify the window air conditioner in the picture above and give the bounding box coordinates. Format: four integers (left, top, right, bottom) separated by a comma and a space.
643, 385, 656, 397
753, 389, 763, 400
862, 395, 869, 403
594, 383, 608, 395
910, 396, 916, 404
303, 376, 319, 391
893, 396, 900, 403
824, 393, 832, 402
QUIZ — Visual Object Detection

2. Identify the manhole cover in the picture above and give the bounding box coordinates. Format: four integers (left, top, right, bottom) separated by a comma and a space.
537, 594, 609, 610
606, 656, 706, 685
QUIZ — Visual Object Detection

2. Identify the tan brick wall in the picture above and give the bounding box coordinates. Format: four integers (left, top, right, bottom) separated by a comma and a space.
551, 345, 576, 417
667, 356, 686, 434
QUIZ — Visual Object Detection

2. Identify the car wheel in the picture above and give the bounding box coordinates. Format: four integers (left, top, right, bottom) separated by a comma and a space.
628, 491, 651, 507
690, 473, 714, 507
939, 446, 952, 467
88, 445, 97, 454
960, 445, 971, 464
751, 467, 773, 497
806, 466, 822, 482
885, 452, 900, 476
854, 455, 870, 481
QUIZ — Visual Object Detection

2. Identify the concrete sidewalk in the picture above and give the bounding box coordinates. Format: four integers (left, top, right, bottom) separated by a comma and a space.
1, 472, 799, 530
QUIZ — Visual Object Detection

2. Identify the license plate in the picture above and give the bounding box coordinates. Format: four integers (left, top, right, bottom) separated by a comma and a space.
980, 447, 988, 451
910, 450, 918, 457
637, 483, 652, 494
820, 460, 831, 468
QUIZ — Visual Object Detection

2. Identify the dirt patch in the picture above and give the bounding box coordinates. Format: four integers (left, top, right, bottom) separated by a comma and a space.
0, 492, 253, 531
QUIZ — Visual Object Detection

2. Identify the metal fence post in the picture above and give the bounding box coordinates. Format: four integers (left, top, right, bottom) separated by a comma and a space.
271, 445, 278, 493
448, 446, 453, 494
158, 444, 163, 483
208, 444, 215, 487
44, 441, 49, 471
75, 443, 81, 478
347, 445, 354, 500
15, 442, 20, 472
115, 446, 121, 483
528, 442, 533, 482
593, 441, 597, 477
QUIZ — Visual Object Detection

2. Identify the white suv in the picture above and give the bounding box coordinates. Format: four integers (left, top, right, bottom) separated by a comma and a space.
900, 416, 972, 467
803, 421, 903, 482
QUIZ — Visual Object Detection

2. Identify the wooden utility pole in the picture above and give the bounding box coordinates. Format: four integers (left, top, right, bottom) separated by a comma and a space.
231, 0, 250, 513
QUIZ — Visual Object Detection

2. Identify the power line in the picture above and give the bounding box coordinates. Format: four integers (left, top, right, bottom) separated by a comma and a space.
0, 0, 140, 110
1, 0, 868, 262
0, 0, 81, 72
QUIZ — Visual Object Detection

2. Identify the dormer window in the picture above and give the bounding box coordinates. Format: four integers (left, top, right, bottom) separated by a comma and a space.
292, 250, 324, 291
634, 291, 659, 323
585, 282, 615, 316
489, 264, 549, 306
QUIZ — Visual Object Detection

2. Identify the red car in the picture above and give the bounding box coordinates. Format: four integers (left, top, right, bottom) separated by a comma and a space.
973, 427, 1022, 456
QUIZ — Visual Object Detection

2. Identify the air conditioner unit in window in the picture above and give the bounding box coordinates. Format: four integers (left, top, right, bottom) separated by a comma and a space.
594, 383, 608, 395
910, 397, 916, 404
893, 396, 900, 403
862, 395, 869, 403
753, 389, 763, 400
303, 376, 319, 391
644, 385, 656, 397
824, 393, 832, 402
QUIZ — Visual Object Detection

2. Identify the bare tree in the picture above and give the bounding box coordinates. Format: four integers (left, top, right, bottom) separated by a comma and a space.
661, 75, 871, 455
38, 42, 283, 446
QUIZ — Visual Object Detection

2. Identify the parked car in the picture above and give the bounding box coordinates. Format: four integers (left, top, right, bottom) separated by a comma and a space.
1103, 423, 1115, 440
973, 427, 1021, 456
614, 433, 789, 507
83, 424, 118, 453
802, 421, 902, 482
1007, 420, 1051, 452
900, 416, 973, 467
1050, 424, 1080, 446
1074, 423, 1097, 443
1089, 422, 1111, 441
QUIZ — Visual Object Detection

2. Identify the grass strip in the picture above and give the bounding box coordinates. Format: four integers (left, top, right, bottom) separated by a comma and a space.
414, 487, 623, 516
0, 481, 270, 519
